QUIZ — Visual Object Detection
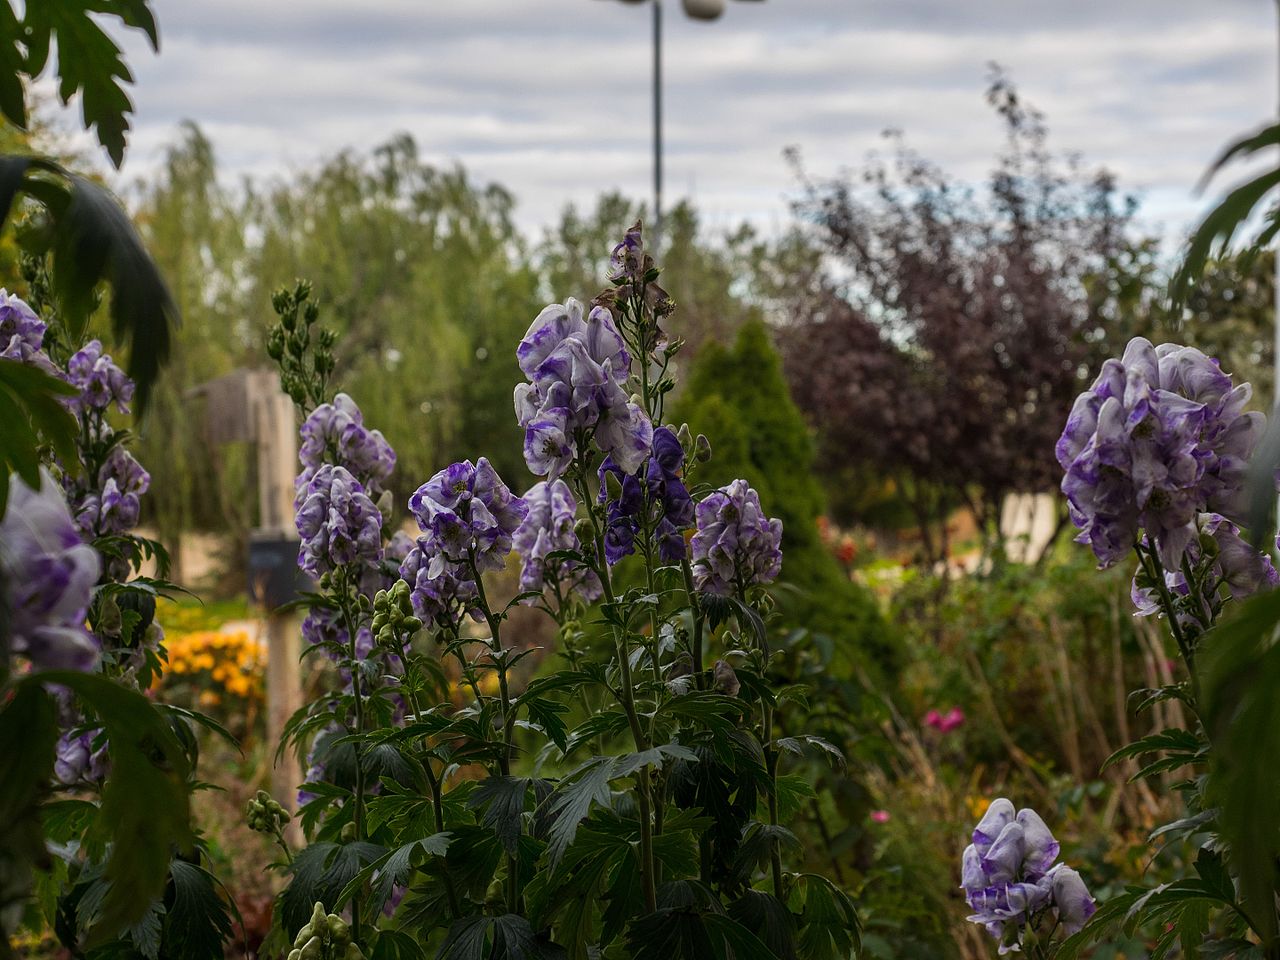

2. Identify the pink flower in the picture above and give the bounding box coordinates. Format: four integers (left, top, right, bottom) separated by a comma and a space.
924, 709, 944, 729
938, 707, 966, 733
870, 810, 891, 824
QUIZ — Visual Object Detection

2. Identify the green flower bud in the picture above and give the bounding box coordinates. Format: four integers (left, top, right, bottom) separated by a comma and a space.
299, 937, 323, 960
287, 950, 302, 960
694, 434, 712, 463
327, 916, 350, 944
294, 924, 313, 948
343, 944, 365, 960
402, 616, 422, 633
340, 823, 356, 843
310, 902, 327, 930
304, 302, 320, 325
676, 423, 693, 454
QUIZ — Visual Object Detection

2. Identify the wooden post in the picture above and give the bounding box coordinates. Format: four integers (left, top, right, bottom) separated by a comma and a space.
248, 372, 304, 835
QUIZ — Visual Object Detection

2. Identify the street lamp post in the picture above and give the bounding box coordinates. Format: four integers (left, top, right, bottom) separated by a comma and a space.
604, 0, 763, 248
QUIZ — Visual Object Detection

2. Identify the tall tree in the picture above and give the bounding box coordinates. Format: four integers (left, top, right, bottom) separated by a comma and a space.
782, 74, 1141, 559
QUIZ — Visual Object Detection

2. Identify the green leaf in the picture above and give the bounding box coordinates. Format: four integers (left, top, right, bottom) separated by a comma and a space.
0, 2, 25, 128
29, 670, 193, 939
540, 758, 615, 869
278, 840, 385, 936
790, 873, 860, 960
164, 860, 233, 960
729, 890, 798, 960
436, 913, 565, 960
337, 833, 452, 916
0, 683, 59, 911
1200, 583, 1280, 946
50, 174, 178, 409
20, 2, 158, 166
469, 776, 548, 856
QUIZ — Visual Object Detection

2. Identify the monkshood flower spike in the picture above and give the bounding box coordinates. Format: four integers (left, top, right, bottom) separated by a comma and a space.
962, 798, 1096, 954
1057, 337, 1263, 571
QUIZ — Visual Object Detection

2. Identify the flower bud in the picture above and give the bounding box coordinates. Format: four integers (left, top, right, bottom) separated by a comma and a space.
294, 924, 314, 948
343, 945, 365, 960
713, 659, 740, 697
299, 938, 323, 960
574, 517, 594, 542
327, 916, 350, 944
340, 822, 356, 842
694, 435, 712, 463
676, 423, 693, 454
304, 302, 320, 326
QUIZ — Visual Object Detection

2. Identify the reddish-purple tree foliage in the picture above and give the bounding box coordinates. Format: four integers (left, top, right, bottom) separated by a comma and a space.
782, 73, 1141, 560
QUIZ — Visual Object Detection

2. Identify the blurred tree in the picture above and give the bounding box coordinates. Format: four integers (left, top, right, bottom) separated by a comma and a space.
131, 123, 252, 581
244, 134, 544, 497
675, 320, 894, 670
782, 73, 1145, 562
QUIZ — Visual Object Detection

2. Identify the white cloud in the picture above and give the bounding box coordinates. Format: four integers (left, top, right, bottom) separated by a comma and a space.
70, 0, 1280, 242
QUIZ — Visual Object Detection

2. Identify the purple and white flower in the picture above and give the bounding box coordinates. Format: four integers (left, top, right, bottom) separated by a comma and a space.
514, 298, 652, 478
961, 798, 1096, 953
0, 289, 48, 364
295, 465, 384, 577
65, 340, 134, 415
296, 393, 396, 504
690, 479, 783, 596
512, 479, 600, 602
1058, 338, 1264, 571
1, 470, 101, 671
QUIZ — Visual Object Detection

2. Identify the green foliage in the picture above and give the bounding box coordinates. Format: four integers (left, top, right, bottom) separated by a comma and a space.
0, 357, 78, 513
1, 157, 177, 410
674, 320, 892, 673
1200, 584, 1280, 949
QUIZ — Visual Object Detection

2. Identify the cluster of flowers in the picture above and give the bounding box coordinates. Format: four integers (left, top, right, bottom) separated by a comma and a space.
296, 393, 396, 504
512, 479, 601, 603
691, 479, 783, 596
597, 426, 696, 566
514, 298, 652, 480
160, 629, 265, 704
1057, 338, 1263, 570
924, 706, 965, 734
961, 798, 1096, 954
400, 458, 527, 628
0, 471, 101, 672
1130, 513, 1278, 626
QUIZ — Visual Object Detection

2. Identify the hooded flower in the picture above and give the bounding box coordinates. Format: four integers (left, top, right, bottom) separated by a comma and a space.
296, 393, 396, 504
54, 728, 110, 785
295, 465, 384, 577
401, 459, 526, 629
71, 446, 152, 537
1058, 337, 1264, 570
1, 470, 101, 671
514, 298, 652, 477
1131, 513, 1278, 621
961, 798, 1095, 953
65, 340, 134, 414
512, 479, 601, 602
0, 289, 48, 364
408, 458, 527, 573
690, 479, 783, 595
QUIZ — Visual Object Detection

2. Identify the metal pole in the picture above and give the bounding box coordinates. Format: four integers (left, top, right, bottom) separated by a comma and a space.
653, 0, 664, 247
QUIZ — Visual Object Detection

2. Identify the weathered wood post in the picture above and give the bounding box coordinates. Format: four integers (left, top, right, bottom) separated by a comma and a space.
193, 369, 306, 836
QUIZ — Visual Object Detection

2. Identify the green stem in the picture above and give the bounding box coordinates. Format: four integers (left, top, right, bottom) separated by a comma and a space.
680, 560, 706, 688
573, 469, 657, 913
339, 568, 368, 943
1142, 541, 1196, 678
469, 549, 522, 915
762, 702, 784, 899
405, 686, 462, 920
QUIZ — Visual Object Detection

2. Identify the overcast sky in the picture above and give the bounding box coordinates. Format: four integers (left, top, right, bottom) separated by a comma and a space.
94, 0, 1280, 244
